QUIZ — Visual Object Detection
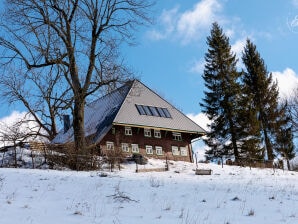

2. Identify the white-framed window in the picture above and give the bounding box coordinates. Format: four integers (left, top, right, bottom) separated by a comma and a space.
180, 147, 188, 156
146, 145, 153, 154
144, 128, 151, 137
154, 129, 161, 138
121, 143, 130, 152
125, 127, 132, 136
106, 141, 114, 150
173, 132, 182, 141
131, 144, 139, 153
155, 146, 163, 155
172, 146, 179, 156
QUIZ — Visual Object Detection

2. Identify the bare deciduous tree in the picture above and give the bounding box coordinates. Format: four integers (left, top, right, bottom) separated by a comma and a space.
0, 0, 153, 164
0, 115, 38, 167
288, 86, 298, 135
0, 66, 72, 141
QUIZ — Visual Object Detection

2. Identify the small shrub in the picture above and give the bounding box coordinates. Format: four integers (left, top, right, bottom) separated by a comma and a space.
231, 196, 240, 201
149, 176, 163, 188
179, 208, 184, 219
247, 209, 255, 216
73, 211, 83, 215
163, 205, 171, 211
131, 153, 148, 165
47, 143, 101, 170
162, 200, 171, 211
104, 147, 125, 172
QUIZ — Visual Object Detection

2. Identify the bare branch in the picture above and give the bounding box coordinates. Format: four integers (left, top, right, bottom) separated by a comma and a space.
0, 0, 153, 156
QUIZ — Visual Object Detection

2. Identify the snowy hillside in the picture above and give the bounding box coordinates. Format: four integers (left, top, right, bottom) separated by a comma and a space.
0, 160, 297, 224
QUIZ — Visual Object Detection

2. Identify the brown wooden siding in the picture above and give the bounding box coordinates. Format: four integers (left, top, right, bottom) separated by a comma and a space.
99, 125, 194, 162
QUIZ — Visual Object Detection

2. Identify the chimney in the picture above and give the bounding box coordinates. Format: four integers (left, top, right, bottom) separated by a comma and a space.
63, 115, 70, 133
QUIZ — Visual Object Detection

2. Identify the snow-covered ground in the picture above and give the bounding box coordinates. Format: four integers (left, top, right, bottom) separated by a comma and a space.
0, 159, 297, 224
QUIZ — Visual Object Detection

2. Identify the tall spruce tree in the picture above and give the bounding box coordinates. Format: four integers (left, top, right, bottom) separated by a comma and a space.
275, 101, 296, 170
201, 22, 241, 162
241, 39, 280, 161
237, 88, 263, 162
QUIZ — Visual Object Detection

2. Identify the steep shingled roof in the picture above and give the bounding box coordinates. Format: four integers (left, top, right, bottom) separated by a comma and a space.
52, 82, 132, 144
52, 80, 205, 144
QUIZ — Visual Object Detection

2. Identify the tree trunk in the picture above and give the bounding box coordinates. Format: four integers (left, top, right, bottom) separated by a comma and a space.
73, 96, 86, 169
228, 114, 239, 162
13, 141, 17, 168
231, 135, 239, 162
287, 159, 291, 171
263, 129, 274, 161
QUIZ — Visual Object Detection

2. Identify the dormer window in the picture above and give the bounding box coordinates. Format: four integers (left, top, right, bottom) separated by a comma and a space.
125, 127, 132, 136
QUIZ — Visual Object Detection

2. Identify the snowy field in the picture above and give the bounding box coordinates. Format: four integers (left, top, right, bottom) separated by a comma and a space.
0, 159, 297, 224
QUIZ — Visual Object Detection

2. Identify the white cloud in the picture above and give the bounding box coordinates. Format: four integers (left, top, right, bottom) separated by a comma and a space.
225, 28, 235, 39
177, 0, 222, 43
146, 29, 166, 41
192, 140, 209, 161
187, 112, 211, 161
187, 112, 210, 132
231, 37, 247, 68
0, 111, 45, 147
147, 0, 223, 44
189, 37, 246, 74
0, 111, 28, 126
287, 14, 298, 33
189, 59, 205, 74
292, 0, 298, 7
288, 1, 298, 32
271, 68, 298, 99
231, 38, 246, 58
147, 7, 179, 41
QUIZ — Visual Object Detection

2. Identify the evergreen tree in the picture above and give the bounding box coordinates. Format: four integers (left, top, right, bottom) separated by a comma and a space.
201, 22, 241, 162
275, 101, 296, 170
237, 89, 263, 162
241, 39, 280, 161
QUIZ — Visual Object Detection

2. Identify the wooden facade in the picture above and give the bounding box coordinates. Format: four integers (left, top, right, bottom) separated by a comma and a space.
99, 125, 195, 162
52, 80, 205, 163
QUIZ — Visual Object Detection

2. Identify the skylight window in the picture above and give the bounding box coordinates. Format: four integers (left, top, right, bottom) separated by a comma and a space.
136, 104, 146, 115
143, 106, 153, 116
149, 106, 159, 116
135, 104, 172, 118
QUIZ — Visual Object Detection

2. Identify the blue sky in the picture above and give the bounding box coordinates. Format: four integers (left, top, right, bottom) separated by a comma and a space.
1, 0, 298, 130
122, 0, 298, 125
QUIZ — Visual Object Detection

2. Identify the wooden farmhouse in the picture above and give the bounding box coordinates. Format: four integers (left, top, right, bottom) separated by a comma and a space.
52, 80, 205, 162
